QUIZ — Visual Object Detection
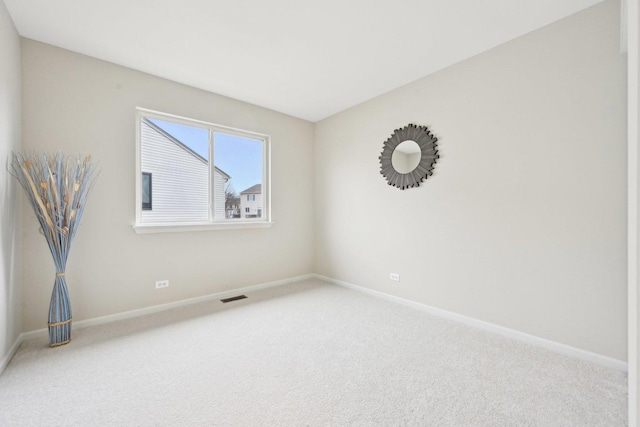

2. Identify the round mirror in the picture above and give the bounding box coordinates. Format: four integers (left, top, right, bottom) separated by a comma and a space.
379, 124, 439, 190
391, 140, 421, 173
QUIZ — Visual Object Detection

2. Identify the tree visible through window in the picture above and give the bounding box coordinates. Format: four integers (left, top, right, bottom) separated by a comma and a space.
136, 110, 269, 225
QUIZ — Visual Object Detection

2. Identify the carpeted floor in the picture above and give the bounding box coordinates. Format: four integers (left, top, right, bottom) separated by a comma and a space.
0, 279, 627, 426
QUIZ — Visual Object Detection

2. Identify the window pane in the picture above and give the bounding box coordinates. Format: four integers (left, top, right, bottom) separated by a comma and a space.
137, 110, 269, 226
214, 132, 263, 220
140, 117, 210, 223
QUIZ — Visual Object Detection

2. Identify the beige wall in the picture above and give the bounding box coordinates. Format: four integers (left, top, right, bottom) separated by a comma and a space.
315, 0, 627, 360
0, 0, 21, 362
20, 39, 315, 332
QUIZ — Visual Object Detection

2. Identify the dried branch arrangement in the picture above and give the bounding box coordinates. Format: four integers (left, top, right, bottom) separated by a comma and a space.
11, 152, 98, 346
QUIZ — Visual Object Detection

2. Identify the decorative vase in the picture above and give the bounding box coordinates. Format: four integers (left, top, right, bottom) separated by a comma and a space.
10, 152, 97, 347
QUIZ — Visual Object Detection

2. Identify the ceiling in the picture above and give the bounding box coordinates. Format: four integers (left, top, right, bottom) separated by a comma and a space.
4, 0, 606, 122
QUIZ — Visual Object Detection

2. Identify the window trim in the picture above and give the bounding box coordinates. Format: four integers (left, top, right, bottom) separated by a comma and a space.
134, 107, 272, 233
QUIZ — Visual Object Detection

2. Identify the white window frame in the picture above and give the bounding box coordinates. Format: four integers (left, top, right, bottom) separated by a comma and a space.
133, 108, 272, 233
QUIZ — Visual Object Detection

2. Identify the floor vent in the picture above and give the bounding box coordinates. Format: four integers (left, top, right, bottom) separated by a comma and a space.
220, 295, 248, 303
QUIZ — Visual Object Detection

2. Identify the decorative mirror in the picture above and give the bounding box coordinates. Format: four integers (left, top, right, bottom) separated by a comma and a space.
379, 124, 439, 190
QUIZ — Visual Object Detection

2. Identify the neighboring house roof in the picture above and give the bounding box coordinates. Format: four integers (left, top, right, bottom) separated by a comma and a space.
142, 117, 231, 180
240, 184, 261, 194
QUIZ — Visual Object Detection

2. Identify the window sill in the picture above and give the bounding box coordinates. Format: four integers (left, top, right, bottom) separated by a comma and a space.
133, 221, 273, 234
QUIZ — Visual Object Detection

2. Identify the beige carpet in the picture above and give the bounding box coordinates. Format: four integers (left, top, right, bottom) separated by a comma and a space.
0, 279, 627, 426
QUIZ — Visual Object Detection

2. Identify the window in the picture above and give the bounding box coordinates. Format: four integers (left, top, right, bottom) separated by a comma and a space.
142, 172, 152, 210
245, 207, 250, 213
135, 109, 270, 232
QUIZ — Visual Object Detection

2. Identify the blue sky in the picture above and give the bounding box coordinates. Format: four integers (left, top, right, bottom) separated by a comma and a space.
150, 118, 262, 194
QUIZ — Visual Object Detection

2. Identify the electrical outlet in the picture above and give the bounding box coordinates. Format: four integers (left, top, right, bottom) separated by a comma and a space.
155, 280, 169, 289
390, 273, 400, 282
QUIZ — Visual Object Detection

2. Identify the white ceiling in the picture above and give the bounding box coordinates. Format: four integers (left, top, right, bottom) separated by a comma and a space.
4, 0, 606, 122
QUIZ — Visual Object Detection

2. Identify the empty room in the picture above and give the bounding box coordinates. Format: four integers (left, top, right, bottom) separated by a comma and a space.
1, 0, 638, 425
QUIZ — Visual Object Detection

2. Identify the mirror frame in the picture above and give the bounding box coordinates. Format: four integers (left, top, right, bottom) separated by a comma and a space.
379, 124, 439, 190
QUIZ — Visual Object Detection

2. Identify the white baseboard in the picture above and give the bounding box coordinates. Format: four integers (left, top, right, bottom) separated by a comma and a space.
314, 274, 628, 372
9, 273, 627, 375
0, 333, 24, 376
20, 274, 315, 342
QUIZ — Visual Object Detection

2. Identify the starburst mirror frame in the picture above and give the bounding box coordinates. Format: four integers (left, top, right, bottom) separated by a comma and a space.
379, 124, 439, 190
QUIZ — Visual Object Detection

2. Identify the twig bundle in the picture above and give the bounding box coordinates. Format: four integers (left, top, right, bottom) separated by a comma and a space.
11, 151, 98, 346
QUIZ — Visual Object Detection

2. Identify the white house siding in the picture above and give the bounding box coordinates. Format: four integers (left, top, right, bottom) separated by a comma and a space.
213, 171, 225, 220
141, 119, 226, 223
240, 192, 263, 219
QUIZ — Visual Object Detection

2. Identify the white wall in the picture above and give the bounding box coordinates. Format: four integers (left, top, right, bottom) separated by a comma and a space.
315, 0, 627, 360
20, 39, 315, 332
0, 0, 21, 364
